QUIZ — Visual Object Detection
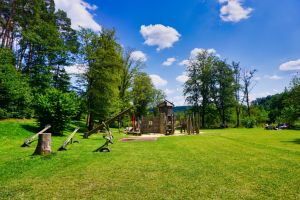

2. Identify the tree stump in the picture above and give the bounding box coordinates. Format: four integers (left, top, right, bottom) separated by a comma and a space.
33, 133, 52, 155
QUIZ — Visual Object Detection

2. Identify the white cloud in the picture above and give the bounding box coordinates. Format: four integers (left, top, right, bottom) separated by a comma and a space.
169, 95, 186, 106
279, 59, 300, 71
150, 74, 168, 87
162, 57, 176, 66
179, 48, 217, 66
190, 48, 217, 58
219, 0, 253, 23
176, 72, 189, 83
264, 75, 283, 80
65, 64, 87, 74
140, 24, 181, 51
130, 51, 147, 62
253, 76, 261, 81
54, 0, 101, 31
164, 88, 175, 95
178, 59, 190, 66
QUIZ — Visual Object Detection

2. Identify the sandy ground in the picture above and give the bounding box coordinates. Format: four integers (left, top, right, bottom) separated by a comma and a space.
120, 131, 205, 142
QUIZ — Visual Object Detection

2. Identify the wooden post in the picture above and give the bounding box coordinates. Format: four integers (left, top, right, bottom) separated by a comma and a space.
33, 133, 52, 155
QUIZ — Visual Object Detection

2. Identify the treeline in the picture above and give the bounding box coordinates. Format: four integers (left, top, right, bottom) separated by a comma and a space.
183, 51, 300, 128
252, 76, 300, 127
0, 0, 164, 134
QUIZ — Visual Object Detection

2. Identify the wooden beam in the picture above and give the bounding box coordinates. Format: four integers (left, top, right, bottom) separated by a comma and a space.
58, 127, 80, 151
21, 125, 51, 147
84, 107, 132, 138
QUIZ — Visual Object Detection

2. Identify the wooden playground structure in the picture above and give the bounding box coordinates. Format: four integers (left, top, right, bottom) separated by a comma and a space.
140, 100, 175, 135
21, 99, 201, 154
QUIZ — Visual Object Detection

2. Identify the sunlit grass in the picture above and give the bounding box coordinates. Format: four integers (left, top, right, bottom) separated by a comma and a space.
0, 120, 300, 199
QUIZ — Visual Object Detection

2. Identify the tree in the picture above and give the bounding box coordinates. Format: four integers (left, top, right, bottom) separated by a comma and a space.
232, 61, 242, 127
77, 28, 123, 130
1, 0, 78, 94
132, 72, 156, 118
119, 49, 143, 109
35, 88, 80, 135
282, 75, 300, 125
211, 59, 235, 125
0, 48, 33, 118
150, 88, 166, 115
184, 51, 216, 128
241, 69, 256, 117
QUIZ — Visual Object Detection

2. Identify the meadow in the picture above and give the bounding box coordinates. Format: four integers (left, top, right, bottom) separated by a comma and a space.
0, 120, 300, 199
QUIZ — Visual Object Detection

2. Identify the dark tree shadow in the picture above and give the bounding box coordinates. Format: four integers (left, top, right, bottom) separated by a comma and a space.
21, 124, 40, 134
281, 139, 300, 144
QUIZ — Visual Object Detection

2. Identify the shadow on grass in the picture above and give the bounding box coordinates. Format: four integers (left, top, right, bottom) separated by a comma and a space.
21, 124, 39, 134
281, 139, 300, 144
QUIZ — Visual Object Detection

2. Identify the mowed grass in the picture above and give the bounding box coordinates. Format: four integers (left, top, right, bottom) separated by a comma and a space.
0, 120, 300, 199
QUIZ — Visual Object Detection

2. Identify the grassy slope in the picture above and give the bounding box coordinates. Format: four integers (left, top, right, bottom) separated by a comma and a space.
0, 120, 300, 199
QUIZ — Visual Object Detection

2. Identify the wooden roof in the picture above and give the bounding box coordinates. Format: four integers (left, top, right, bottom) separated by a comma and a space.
158, 99, 174, 107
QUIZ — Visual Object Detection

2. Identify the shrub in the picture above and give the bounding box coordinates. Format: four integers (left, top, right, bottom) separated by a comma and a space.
35, 89, 80, 135
0, 48, 33, 119
242, 116, 257, 128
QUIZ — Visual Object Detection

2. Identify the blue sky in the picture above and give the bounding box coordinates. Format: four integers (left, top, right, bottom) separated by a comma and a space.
55, 0, 300, 106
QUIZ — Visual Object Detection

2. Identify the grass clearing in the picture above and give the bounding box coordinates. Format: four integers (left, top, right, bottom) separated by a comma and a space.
0, 120, 300, 199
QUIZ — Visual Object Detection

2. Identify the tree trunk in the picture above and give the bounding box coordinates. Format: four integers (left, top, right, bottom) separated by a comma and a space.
236, 106, 240, 127
88, 113, 94, 131
33, 133, 52, 155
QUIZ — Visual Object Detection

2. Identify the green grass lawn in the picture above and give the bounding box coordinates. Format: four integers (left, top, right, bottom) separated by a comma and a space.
1, 120, 300, 199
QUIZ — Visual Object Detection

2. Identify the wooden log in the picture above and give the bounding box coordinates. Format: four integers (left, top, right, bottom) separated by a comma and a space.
58, 127, 80, 151
33, 133, 52, 155
84, 107, 132, 138
21, 125, 51, 147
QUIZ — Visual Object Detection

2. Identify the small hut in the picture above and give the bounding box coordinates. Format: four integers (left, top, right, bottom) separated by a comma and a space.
140, 100, 175, 135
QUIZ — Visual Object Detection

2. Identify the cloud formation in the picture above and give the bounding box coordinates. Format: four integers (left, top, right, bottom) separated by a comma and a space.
219, 0, 253, 22
179, 48, 217, 66
265, 75, 283, 80
162, 57, 176, 66
130, 51, 147, 62
176, 72, 189, 83
54, 0, 101, 31
140, 24, 181, 51
150, 74, 168, 87
190, 48, 217, 58
169, 95, 186, 106
178, 59, 190, 66
279, 59, 300, 71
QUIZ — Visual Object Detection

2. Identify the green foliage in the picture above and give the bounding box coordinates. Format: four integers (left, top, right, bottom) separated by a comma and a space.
1, 0, 78, 94
77, 28, 123, 129
252, 75, 300, 126
119, 49, 144, 109
241, 116, 257, 128
34, 89, 80, 135
0, 48, 33, 118
132, 72, 156, 117
184, 51, 237, 128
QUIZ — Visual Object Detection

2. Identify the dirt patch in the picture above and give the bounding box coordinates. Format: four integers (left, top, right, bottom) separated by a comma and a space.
119, 137, 158, 142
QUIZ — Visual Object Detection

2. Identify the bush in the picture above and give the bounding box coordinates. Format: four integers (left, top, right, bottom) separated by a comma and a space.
242, 116, 257, 128
0, 48, 33, 119
35, 89, 80, 135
